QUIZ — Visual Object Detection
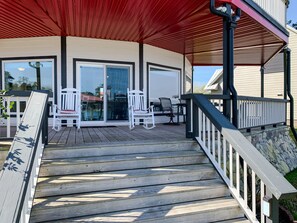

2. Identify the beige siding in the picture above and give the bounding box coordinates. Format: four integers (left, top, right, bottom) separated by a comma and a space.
235, 27, 297, 119
234, 66, 261, 97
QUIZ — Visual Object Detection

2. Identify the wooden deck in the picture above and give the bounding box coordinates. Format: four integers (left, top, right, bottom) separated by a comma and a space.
48, 124, 186, 146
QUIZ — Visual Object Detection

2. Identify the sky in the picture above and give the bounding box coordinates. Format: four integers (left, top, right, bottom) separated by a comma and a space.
193, 1, 297, 88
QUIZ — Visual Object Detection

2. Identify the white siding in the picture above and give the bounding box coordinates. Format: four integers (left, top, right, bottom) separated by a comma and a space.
0, 36, 61, 87
185, 57, 193, 93
252, 0, 286, 27
144, 44, 184, 95
67, 37, 139, 89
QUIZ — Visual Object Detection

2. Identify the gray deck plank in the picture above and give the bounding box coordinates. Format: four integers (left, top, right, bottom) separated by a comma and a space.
47, 124, 185, 146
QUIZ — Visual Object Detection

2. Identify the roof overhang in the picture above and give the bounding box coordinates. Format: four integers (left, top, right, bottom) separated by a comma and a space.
0, 0, 288, 66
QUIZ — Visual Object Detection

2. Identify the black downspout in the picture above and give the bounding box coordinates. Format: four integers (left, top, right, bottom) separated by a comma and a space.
210, 0, 240, 127
285, 48, 297, 141
260, 66, 265, 98
223, 14, 231, 120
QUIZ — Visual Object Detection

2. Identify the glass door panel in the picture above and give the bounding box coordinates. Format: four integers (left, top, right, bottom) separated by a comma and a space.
106, 66, 129, 121
80, 65, 104, 122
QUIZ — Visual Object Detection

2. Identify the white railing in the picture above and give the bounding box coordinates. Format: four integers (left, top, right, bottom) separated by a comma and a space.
0, 92, 48, 222
251, 0, 286, 27
238, 97, 287, 129
182, 94, 296, 222
0, 96, 29, 138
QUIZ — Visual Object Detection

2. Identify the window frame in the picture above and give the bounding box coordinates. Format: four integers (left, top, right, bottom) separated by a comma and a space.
0, 56, 57, 98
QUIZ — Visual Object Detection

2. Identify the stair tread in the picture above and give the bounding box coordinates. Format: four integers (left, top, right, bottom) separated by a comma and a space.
32, 179, 226, 210
41, 150, 202, 165
37, 164, 215, 185
214, 218, 249, 223
48, 197, 241, 222
45, 140, 195, 150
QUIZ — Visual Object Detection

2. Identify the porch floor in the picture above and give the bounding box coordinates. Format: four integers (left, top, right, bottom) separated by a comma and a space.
48, 124, 186, 146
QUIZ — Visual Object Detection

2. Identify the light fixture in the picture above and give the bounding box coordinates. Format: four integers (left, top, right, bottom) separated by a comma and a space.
262, 196, 272, 218
18, 67, 25, 71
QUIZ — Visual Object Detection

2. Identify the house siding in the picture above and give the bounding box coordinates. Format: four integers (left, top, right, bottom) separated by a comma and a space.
67, 37, 140, 89
234, 27, 297, 119
0, 36, 61, 88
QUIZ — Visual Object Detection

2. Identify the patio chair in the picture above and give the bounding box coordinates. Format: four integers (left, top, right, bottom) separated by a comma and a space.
159, 97, 176, 124
52, 87, 81, 131
127, 88, 155, 130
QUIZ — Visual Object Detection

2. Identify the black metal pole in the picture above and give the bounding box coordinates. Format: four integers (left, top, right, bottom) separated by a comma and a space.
223, 12, 231, 121
285, 48, 297, 142
261, 66, 265, 98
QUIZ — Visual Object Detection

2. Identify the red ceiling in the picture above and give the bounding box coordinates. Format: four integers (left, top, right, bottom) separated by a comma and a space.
0, 0, 288, 65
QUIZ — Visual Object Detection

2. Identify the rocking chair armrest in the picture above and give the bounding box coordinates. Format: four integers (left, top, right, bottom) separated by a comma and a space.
149, 105, 154, 113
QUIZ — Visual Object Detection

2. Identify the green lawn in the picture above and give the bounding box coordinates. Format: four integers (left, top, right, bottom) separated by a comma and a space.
281, 129, 297, 220
281, 168, 297, 220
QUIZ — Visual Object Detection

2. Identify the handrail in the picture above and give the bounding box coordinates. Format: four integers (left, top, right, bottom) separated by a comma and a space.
182, 94, 296, 222
0, 91, 48, 223
237, 96, 288, 103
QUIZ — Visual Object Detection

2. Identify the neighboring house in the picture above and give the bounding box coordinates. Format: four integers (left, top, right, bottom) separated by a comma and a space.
205, 26, 297, 120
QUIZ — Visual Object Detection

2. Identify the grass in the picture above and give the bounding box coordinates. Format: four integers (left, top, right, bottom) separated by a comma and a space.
281, 167, 297, 220
280, 129, 297, 220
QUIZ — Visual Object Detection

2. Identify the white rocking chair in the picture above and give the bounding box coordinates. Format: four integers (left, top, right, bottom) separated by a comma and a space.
127, 89, 155, 130
52, 87, 81, 131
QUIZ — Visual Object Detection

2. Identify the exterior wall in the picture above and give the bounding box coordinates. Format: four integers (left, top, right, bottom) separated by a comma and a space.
235, 27, 297, 119
185, 57, 193, 94
234, 66, 261, 97
67, 37, 139, 89
0, 36, 61, 89
243, 126, 297, 175
143, 44, 184, 95
252, 0, 286, 27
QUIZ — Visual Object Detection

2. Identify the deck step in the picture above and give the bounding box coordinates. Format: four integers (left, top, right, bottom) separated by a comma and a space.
44, 140, 197, 159
215, 218, 251, 223
30, 179, 229, 222
44, 198, 244, 223
31, 140, 247, 222
35, 164, 218, 197
39, 150, 207, 176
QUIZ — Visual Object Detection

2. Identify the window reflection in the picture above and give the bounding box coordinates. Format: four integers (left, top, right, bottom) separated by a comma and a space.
149, 66, 180, 105
4, 61, 53, 92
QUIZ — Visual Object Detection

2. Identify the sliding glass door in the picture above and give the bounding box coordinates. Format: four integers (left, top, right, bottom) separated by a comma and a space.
78, 62, 131, 125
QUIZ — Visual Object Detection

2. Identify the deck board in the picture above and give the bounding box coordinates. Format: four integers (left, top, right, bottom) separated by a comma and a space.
47, 124, 186, 146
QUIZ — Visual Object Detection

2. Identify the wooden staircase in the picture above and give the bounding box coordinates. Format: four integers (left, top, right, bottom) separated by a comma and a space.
30, 140, 249, 223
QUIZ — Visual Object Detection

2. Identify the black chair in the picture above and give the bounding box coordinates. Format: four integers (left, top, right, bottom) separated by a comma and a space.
159, 97, 175, 124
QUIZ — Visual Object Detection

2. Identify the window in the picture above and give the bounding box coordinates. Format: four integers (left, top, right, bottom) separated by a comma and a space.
148, 65, 180, 104
3, 60, 54, 93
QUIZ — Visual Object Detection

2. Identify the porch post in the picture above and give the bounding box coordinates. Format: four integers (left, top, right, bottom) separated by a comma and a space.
61, 36, 67, 88
261, 66, 265, 98
222, 10, 231, 121
221, 4, 240, 127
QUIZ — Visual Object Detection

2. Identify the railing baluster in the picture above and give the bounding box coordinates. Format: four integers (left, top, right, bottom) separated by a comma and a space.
261, 180, 265, 223
207, 118, 210, 152
202, 113, 206, 147
229, 144, 233, 187
252, 170, 256, 219
212, 124, 215, 157
16, 97, 21, 128
7, 97, 11, 138
244, 161, 248, 208
223, 138, 227, 176
218, 131, 221, 168
198, 108, 202, 140
236, 152, 240, 196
